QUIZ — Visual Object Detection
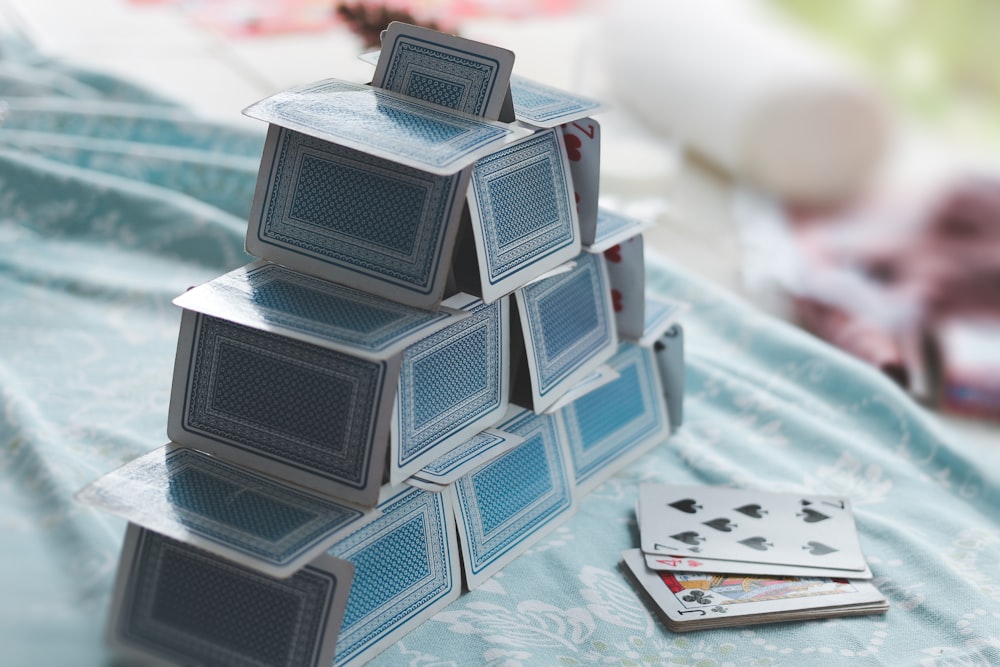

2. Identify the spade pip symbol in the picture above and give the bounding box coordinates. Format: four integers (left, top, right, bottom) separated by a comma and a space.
738, 536, 773, 551
734, 504, 767, 518
797, 508, 830, 523
670, 531, 705, 546
803, 541, 839, 556
669, 498, 702, 514
703, 517, 737, 532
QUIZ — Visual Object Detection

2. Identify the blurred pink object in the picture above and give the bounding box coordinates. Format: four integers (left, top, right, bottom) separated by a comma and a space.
790, 177, 1000, 418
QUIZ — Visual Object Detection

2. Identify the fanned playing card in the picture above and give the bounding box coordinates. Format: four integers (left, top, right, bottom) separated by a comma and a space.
108, 525, 353, 667
77, 446, 378, 578
639, 484, 868, 572
621, 549, 887, 632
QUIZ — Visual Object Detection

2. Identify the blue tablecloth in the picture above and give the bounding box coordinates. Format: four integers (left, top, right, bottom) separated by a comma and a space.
2, 36, 998, 666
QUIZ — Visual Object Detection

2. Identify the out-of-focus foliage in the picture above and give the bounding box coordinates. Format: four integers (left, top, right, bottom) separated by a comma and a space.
770, 0, 1000, 149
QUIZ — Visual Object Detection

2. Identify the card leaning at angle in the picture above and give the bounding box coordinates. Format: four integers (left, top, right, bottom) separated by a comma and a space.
621, 549, 888, 632
327, 484, 461, 667
511, 251, 617, 413
451, 407, 577, 589
390, 293, 509, 485
373, 22, 514, 121
558, 343, 671, 494
77, 446, 378, 578
456, 127, 581, 303
639, 484, 869, 575
108, 524, 354, 667
168, 260, 466, 507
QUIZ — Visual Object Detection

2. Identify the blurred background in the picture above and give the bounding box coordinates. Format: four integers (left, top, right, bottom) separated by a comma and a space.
1, 0, 997, 440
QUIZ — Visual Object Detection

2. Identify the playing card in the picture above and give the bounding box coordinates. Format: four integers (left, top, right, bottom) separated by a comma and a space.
466, 127, 581, 303
621, 549, 887, 632
510, 75, 608, 128
243, 78, 529, 175
643, 552, 874, 580
408, 428, 524, 487
541, 364, 620, 415
328, 484, 461, 666
76, 446, 378, 578
246, 125, 469, 308
108, 524, 353, 667
390, 293, 510, 485
558, 344, 670, 494
512, 251, 617, 413
587, 207, 654, 253
173, 261, 467, 360
374, 22, 514, 120
560, 118, 600, 244
451, 407, 577, 589
654, 324, 684, 432
639, 484, 868, 572
640, 296, 690, 347
601, 235, 645, 341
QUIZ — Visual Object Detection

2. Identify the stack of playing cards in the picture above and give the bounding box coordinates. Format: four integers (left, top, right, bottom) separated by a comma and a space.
622, 484, 889, 631
76, 22, 690, 666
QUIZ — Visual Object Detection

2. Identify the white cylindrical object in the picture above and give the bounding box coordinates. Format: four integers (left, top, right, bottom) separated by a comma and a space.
604, 0, 889, 205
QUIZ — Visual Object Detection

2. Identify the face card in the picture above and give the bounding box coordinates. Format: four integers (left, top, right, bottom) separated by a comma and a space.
108, 525, 353, 667
167, 309, 398, 508
408, 428, 524, 487
513, 251, 618, 413
374, 22, 514, 121
173, 261, 467, 360
76, 446, 378, 578
243, 78, 529, 176
643, 553, 874, 580
601, 235, 645, 341
510, 75, 608, 128
639, 484, 868, 572
451, 408, 577, 589
560, 118, 601, 245
466, 127, 581, 304
558, 344, 670, 494
390, 294, 510, 485
245, 125, 470, 309
327, 485, 460, 667
621, 549, 887, 632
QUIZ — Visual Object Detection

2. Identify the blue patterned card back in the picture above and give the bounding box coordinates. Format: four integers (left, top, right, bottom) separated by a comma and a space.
76, 446, 377, 577
246, 128, 468, 308
374, 22, 514, 120
515, 252, 617, 412
640, 295, 691, 347
588, 207, 653, 253
410, 428, 523, 487
243, 78, 528, 175
467, 128, 580, 303
109, 525, 353, 667
450, 408, 576, 589
167, 311, 397, 508
328, 485, 460, 666
510, 75, 607, 128
557, 343, 670, 494
391, 295, 509, 485
173, 261, 466, 359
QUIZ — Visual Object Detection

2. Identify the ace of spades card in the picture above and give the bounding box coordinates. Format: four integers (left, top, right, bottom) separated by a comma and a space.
639, 484, 868, 573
